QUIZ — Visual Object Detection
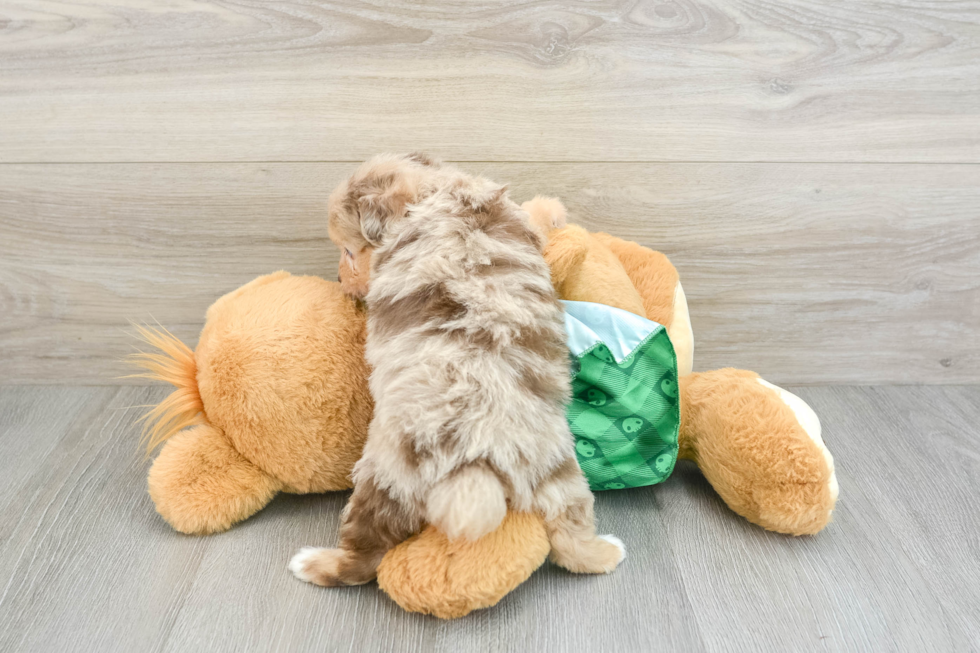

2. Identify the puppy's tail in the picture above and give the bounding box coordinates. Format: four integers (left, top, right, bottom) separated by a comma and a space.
126, 324, 206, 454
426, 462, 508, 541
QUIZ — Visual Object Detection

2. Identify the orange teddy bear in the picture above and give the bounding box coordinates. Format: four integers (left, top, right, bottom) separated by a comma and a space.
133, 199, 837, 619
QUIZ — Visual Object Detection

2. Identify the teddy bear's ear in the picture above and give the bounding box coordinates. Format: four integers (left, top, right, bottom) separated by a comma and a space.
543, 225, 590, 289
522, 196, 568, 235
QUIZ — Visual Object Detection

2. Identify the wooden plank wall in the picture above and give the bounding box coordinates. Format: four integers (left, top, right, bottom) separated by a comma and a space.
1, 0, 978, 384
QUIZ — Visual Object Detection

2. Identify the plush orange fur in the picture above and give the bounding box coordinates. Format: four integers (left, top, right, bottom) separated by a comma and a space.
377, 512, 550, 619
148, 424, 282, 535
678, 369, 835, 535
591, 233, 679, 328
137, 272, 371, 534
135, 218, 836, 618
194, 272, 371, 494
543, 226, 647, 318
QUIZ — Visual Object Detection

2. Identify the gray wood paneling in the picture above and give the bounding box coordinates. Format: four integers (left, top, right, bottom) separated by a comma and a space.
1, 385, 978, 651
1, 162, 977, 384
1, 1, 978, 163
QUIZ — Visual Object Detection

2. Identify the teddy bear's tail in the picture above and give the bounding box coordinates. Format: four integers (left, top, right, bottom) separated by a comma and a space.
127, 324, 206, 454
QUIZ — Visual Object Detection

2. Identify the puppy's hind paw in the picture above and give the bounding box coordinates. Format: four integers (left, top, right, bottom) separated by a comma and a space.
597, 534, 626, 571
550, 533, 626, 574
289, 546, 343, 586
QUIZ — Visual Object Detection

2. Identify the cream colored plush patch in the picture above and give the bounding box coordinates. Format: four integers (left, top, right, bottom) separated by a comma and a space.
669, 281, 694, 377
756, 378, 839, 504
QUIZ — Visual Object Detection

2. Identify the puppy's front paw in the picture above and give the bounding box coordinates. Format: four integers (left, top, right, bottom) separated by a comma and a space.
289, 546, 343, 586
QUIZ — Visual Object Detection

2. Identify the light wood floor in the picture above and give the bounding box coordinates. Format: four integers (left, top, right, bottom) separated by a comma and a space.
1, 384, 978, 652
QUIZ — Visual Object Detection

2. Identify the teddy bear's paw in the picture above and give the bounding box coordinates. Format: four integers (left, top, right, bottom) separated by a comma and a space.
289, 546, 343, 586
756, 378, 839, 507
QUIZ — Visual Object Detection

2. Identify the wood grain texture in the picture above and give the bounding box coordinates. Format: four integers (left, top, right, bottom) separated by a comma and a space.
0, 386, 214, 652
1, 162, 977, 384
0, 386, 100, 513
1, 0, 978, 163
659, 384, 980, 651
1, 384, 978, 652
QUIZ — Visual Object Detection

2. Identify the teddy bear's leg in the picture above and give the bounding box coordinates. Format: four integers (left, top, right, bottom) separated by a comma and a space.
678, 369, 838, 535
148, 424, 282, 535
592, 234, 693, 376
376, 511, 551, 619
754, 377, 839, 505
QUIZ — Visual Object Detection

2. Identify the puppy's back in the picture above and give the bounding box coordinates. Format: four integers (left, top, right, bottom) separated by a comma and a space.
363, 173, 575, 522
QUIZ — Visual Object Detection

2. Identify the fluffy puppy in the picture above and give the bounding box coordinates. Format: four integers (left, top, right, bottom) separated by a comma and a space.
290, 153, 625, 587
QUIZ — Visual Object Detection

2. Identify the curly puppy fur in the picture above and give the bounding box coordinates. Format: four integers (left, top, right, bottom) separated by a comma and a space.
291, 154, 624, 587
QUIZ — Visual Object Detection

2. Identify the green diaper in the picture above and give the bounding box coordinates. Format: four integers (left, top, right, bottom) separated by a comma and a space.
562, 301, 680, 491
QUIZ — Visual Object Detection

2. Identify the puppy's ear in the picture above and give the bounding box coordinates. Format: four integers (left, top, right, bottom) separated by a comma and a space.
357, 180, 413, 246
406, 151, 440, 168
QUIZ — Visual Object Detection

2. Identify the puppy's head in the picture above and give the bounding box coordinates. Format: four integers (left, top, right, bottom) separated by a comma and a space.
329, 152, 440, 298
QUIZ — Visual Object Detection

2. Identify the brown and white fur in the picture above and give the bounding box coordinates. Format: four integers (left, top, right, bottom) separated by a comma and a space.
290, 153, 624, 587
